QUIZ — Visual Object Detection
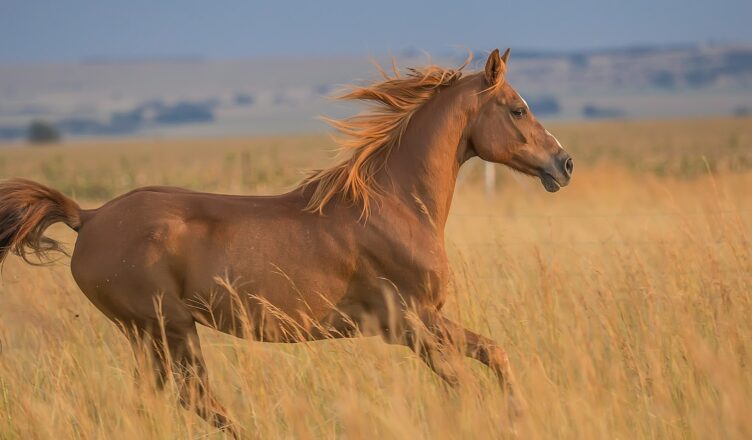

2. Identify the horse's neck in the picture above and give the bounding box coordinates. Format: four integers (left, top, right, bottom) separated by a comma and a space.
380, 81, 476, 231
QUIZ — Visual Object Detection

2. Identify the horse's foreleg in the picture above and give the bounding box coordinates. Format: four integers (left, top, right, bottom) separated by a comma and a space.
404, 311, 524, 415
396, 316, 463, 387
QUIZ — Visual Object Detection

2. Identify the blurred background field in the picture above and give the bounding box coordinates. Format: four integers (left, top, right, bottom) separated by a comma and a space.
2, 116, 751, 201
1, 116, 751, 439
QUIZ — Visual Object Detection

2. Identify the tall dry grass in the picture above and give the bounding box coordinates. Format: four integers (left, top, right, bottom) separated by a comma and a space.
0, 117, 751, 439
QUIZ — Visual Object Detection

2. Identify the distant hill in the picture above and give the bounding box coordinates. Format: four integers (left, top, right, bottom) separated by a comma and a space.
0, 43, 750, 140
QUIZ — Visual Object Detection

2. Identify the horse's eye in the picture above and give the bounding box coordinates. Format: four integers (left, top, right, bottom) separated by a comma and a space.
511, 108, 527, 119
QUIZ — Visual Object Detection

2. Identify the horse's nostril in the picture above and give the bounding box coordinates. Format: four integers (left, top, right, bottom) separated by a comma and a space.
564, 157, 574, 176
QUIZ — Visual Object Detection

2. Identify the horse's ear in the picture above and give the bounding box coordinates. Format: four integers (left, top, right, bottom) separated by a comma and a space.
501, 48, 511, 64
484, 48, 504, 86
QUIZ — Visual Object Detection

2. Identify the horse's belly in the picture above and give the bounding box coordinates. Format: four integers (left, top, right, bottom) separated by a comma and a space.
182, 248, 354, 339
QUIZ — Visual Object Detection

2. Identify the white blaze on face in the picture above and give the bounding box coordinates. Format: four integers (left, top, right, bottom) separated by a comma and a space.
520, 95, 529, 109
545, 129, 563, 149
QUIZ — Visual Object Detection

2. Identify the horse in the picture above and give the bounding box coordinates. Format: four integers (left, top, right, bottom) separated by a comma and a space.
0, 48, 572, 436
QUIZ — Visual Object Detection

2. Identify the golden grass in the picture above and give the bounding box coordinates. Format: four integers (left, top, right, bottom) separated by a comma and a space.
1, 117, 751, 439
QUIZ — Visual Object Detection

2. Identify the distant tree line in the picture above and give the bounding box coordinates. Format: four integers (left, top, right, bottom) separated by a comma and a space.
0, 99, 220, 142
582, 104, 625, 119
28, 120, 61, 144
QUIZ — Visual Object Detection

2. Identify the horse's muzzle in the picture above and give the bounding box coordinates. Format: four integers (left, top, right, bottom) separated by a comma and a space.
540, 151, 573, 192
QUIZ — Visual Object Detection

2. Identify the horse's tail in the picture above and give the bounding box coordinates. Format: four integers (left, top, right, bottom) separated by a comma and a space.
0, 178, 82, 265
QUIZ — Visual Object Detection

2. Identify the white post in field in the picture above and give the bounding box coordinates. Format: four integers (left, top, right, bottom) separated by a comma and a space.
484, 162, 496, 200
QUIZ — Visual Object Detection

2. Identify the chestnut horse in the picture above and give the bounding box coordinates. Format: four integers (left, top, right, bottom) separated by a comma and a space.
0, 49, 572, 436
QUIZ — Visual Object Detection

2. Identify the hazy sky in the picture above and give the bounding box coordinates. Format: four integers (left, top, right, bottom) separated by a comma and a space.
1, 0, 751, 63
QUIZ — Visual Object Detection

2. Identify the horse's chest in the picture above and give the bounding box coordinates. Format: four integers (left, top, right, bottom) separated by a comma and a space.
368, 234, 450, 305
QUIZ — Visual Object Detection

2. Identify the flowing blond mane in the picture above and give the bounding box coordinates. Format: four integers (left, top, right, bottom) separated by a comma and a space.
300, 56, 473, 217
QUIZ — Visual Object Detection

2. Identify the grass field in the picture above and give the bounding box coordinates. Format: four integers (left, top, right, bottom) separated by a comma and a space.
1, 117, 751, 439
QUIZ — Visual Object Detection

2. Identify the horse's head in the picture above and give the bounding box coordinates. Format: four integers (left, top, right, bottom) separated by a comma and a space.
467, 48, 573, 192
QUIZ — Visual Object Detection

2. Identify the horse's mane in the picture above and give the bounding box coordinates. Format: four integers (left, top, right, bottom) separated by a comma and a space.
300, 55, 473, 217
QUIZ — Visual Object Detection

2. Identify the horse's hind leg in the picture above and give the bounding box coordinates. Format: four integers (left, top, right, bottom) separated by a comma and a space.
164, 325, 239, 437
72, 231, 239, 435
123, 314, 239, 438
